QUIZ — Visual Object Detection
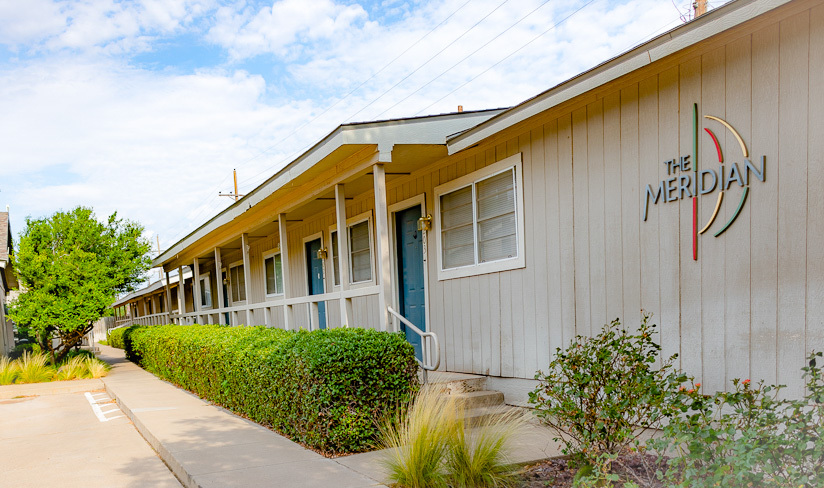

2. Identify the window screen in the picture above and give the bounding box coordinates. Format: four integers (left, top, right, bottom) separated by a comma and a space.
349, 221, 372, 283
440, 168, 518, 270
330, 231, 340, 286
440, 186, 474, 269
264, 254, 284, 295
230, 265, 246, 302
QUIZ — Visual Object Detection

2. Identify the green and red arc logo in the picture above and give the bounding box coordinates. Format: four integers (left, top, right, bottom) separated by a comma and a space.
642, 103, 766, 261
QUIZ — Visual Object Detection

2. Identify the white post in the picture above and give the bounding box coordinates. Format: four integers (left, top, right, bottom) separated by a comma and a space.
178, 266, 186, 324
241, 233, 253, 326
214, 247, 225, 325
278, 214, 293, 330
335, 184, 353, 327
164, 271, 173, 323
373, 163, 392, 331
192, 257, 202, 324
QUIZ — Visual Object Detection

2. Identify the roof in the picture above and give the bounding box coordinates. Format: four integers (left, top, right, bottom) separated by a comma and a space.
112, 269, 191, 307
153, 109, 505, 268
446, 0, 793, 154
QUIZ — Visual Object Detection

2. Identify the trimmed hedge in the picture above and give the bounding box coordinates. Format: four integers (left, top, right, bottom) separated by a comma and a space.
107, 326, 132, 349
125, 324, 420, 454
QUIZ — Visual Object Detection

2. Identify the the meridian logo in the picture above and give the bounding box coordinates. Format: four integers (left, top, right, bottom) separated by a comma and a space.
642, 104, 766, 261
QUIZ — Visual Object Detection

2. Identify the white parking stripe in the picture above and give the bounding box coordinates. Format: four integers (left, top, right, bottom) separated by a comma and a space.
84, 392, 125, 422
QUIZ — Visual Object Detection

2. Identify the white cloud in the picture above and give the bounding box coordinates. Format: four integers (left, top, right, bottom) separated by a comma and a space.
207, 0, 370, 60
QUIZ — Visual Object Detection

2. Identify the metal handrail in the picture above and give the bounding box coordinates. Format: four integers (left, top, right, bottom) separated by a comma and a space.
387, 306, 440, 376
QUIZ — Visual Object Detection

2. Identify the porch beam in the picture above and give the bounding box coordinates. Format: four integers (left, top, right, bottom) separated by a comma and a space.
278, 214, 294, 330
164, 271, 173, 322
214, 247, 225, 325
241, 233, 253, 326
335, 184, 353, 327
373, 163, 392, 331
192, 257, 202, 323
178, 266, 186, 323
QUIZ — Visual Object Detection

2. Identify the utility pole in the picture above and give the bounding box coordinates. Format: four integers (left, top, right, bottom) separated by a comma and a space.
219, 169, 245, 201
156, 235, 163, 282
694, 0, 707, 17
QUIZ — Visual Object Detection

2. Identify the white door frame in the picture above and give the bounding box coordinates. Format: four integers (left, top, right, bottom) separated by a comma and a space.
388, 194, 430, 333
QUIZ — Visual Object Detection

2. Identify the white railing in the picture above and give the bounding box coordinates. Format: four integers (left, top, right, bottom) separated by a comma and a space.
174, 285, 383, 329
115, 312, 172, 327
387, 306, 440, 382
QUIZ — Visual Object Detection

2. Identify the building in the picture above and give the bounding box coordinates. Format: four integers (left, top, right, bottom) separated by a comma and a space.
0, 212, 18, 356
118, 0, 823, 401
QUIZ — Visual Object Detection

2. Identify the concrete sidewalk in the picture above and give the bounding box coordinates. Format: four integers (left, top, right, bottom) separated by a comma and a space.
97, 344, 562, 488
97, 344, 385, 488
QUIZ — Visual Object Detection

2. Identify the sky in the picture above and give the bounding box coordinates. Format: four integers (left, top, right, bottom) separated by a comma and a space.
0, 0, 706, 263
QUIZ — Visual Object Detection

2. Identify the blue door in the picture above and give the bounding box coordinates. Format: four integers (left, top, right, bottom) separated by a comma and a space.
396, 206, 426, 359
306, 238, 327, 329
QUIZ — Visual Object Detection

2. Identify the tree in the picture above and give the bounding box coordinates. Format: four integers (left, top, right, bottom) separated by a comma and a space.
9, 207, 151, 363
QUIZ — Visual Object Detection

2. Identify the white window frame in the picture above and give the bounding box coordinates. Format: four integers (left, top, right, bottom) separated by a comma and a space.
434, 153, 526, 281
328, 210, 376, 289
261, 248, 285, 299
228, 260, 247, 305
198, 272, 213, 310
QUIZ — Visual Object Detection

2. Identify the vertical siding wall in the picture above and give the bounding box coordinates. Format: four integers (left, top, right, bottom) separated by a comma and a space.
424, 6, 824, 396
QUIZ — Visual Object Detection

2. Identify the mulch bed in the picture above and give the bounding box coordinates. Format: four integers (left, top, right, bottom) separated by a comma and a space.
519, 452, 669, 487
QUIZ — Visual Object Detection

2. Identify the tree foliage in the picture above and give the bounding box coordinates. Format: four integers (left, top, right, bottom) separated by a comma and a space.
9, 207, 151, 362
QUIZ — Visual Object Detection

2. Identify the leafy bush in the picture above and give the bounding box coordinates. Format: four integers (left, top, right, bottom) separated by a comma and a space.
107, 326, 133, 349
380, 386, 527, 488
125, 324, 419, 454
652, 351, 824, 487
529, 314, 684, 465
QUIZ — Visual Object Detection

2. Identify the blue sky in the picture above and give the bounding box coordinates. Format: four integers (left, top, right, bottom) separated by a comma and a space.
0, 0, 699, 260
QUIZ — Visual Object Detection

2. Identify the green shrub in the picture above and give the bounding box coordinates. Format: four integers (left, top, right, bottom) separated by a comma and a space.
125, 324, 419, 454
107, 326, 134, 349
529, 314, 685, 466
651, 351, 824, 487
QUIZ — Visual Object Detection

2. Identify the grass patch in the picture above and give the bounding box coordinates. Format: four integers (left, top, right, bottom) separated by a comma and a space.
0, 351, 110, 385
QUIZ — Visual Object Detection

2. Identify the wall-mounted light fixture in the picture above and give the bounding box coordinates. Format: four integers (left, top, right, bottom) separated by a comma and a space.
417, 214, 433, 231
317, 248, 328, 260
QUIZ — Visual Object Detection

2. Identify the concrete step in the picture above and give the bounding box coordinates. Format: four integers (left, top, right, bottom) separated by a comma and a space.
461, 405, 518, 427
451, 390, 505, 409
426, 372, 487, 393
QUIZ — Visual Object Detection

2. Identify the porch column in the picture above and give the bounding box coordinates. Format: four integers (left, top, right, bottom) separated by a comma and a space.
335, 184, 353, 327
178, 266, 186, 323
192, 257, 202, 324
214, 247, 225, 325
164, 271, 173, 323
373, 163, 392, 331
278, 214, 293, 330
241, 233, 253, 326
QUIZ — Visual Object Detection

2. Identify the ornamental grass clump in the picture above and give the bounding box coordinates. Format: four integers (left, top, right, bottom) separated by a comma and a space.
380, 387, 459, 488
16, 351, 56, 383
0, 356, 18, 385
651, 351, 824, 488
529, 314, 685, 470
55, 355, 87, 380
381, 386, 527, 488
84, 356, 110, 379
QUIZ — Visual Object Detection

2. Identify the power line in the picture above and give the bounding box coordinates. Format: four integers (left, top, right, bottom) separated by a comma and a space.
234, 0, 477, 189
375, 0, 557, 120
343, 0, 512, 124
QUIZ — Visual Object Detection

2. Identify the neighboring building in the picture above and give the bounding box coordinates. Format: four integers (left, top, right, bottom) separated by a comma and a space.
119, 0, 823, 402
0, 212, 18, 356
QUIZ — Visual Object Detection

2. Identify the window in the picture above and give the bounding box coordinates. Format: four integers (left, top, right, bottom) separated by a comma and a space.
199, 274, 212, 308
330, 231, 340, 286
263, 251, 284, 296
230, 263, 246, 302
435, 153, 525, 280
158, 295, 165, 313
328, 212, 374, 286
349, 221, 372, 283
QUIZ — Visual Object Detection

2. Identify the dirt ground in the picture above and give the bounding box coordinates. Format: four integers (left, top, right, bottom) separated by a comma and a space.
519, 452, 668, 488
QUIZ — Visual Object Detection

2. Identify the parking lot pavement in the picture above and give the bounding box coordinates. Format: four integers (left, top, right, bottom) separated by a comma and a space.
0, 388, 182, 488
